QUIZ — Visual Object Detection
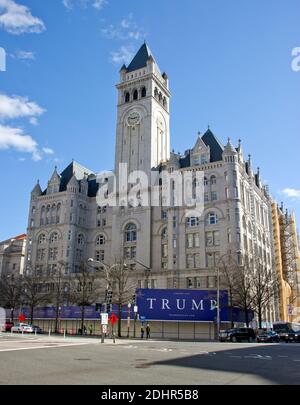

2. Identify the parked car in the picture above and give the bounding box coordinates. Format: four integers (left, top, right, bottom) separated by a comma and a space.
256, 330, 280, 343
219, 328, 256, 342
1, 321, 14, 332
11, 323, 34, 333
287, 330, 300, 343
31, 325, 43, 334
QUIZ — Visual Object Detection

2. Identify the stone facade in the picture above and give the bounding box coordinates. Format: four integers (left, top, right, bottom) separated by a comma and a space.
25, 43, 277, 323
0, 234, 26, 277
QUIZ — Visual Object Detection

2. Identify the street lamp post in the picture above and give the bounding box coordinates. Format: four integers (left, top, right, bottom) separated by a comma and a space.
87, 259, 127, 342
134, 259, 151, 288
127, 302, 131, 338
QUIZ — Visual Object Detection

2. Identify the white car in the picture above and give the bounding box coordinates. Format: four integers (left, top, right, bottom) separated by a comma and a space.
11, 323, 34, 333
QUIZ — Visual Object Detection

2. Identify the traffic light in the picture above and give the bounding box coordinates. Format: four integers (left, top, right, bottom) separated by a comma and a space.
105, 289, 113, 304
131, 294, 136, 304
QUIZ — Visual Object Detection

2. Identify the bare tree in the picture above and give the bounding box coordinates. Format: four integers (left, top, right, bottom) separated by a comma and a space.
218, 252, 240, 328
48, 261, 70, 333
69, 262, 102, 334
0, 271, 22, 321
106, 260, 137, 337
21, 271, 50, 324
232, 263, 255, 327
249, 258, 277, 329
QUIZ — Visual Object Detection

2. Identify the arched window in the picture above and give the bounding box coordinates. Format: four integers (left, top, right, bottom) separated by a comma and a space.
77, 234, 84, 245
124, 223, 137, 243
50, 232, 58, 244
125, 92, 130, 103
133, 89, 138, 100
159, 92, 162, 102
154, 88, 158, 98
141, 87, 146, 98
38, 234, 46, 244
96, 234, 106, 245
163, 97, 167, 107
210, 175, 217, 185
204, 177, 208, 186
206, 212, 218, 225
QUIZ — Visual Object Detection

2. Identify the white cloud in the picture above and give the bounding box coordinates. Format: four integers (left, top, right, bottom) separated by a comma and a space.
62, 0, 107, 11
12, 50, 35, 60
0, 124, 41, 161
102, 13, 144, 42
92, 0, 106, 10
42, 147, 54, 155
62, 0, 73, 10
282, 188, 300, 199
0, 93, 45, 121
110, 45, 135, 66
0, 0, 45, 35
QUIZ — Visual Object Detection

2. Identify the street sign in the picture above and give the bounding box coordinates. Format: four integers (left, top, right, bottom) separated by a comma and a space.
19, 314, 26, 322
140, 315, 146, 321
109, 313, 118, 325
134, 305, 138, 313
101, 313, 108, 325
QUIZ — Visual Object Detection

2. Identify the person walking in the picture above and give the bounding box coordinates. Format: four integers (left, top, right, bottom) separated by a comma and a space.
141, 325, 144, 339
88, 324, 93, 336
146, 323, 150, 339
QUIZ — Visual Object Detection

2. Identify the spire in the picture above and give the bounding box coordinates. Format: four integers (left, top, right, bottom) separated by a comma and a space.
224, 138, 237, 154
31, 180, 42, 196
49, 166, 60, 184
126, 42, 158, 73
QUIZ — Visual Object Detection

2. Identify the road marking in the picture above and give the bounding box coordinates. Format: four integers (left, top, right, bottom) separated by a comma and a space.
0, 342, 96, 353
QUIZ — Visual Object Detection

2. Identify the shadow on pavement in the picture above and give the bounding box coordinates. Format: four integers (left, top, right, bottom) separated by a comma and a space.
149, 343, 300, 385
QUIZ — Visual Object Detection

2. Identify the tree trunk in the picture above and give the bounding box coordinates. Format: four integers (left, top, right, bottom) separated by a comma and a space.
10, 308, 14, 323
54, 303, 59, 333
81, 306, 85, 335
258, 305, 263, 329
30, 304, 34, 324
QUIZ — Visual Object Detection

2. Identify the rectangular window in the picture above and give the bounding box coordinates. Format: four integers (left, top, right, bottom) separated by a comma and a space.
194, 233, 200, 247
211, 191, 217, 201
187, 254, 194, 269
161, 210, 168, 220
162, 244, 168, 258
204, 192, 209, 202
187, 234, 193, 248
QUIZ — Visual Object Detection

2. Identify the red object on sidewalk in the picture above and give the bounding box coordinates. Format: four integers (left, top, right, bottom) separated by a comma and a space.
109, 313, 118, 325
19, 314, 26, 322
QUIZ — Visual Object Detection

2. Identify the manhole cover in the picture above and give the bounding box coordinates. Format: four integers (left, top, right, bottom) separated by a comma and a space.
75, 358, 91, 361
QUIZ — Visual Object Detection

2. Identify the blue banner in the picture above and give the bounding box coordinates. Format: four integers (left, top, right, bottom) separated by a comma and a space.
5, 288, 253, 323
136, 289, 228, 322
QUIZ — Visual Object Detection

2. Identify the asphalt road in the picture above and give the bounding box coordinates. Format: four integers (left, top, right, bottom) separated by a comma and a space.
0, 333, 299, 385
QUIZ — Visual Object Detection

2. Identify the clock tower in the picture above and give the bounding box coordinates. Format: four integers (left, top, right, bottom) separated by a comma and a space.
114, 43, 171, 178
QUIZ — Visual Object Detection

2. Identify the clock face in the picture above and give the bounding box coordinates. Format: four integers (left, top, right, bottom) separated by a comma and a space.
127, 112, 140, 126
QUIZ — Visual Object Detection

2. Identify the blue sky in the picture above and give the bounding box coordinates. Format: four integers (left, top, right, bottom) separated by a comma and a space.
0, 0, 299, 240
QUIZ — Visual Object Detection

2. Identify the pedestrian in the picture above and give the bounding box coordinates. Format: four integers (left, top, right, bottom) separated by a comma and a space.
141, 325, 144, 339
83, 325, 87, 335
146, 323, 150, 339
88, 324, 93, 336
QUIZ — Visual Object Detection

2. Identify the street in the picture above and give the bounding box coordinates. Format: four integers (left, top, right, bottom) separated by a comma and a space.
0, 333, 299, 385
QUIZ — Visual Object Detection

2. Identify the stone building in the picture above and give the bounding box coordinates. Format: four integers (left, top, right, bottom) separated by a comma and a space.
25, 43, 277, 329
0, 234, 26, 277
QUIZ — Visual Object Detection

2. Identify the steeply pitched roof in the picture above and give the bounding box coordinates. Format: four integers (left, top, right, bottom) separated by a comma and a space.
59, 161, 94, 192
126, 43, 157, 73
201, 129, 224, 163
